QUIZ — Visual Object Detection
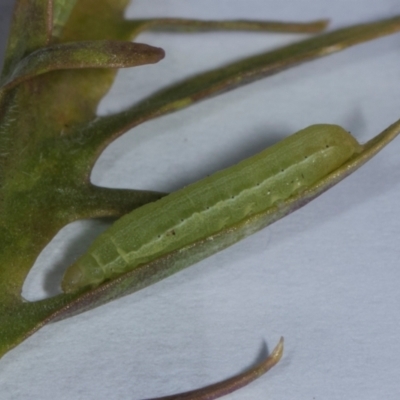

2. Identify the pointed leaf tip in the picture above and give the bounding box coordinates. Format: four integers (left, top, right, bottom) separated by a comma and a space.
102, 40, 165, 68
1, 40, 165, 91
144, 337, 284, 400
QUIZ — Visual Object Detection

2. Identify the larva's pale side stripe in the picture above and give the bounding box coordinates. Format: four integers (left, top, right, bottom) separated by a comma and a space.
62, 124, 362, 293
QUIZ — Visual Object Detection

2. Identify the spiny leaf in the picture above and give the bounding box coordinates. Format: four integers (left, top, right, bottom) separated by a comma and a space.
1, 12, 400, 360
0, 3, 399, 398
0, 1, 333, 360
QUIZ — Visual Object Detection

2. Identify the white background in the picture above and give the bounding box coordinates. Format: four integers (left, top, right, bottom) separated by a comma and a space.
1, 1, 400, 399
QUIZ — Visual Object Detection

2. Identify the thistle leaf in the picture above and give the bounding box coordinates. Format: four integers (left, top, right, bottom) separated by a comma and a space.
0, 2, 400, 399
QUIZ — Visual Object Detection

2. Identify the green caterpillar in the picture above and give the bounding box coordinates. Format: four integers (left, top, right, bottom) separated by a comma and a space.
62, 124, 362, 293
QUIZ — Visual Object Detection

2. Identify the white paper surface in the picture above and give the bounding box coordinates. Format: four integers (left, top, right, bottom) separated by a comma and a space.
1, 1, 400, 399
